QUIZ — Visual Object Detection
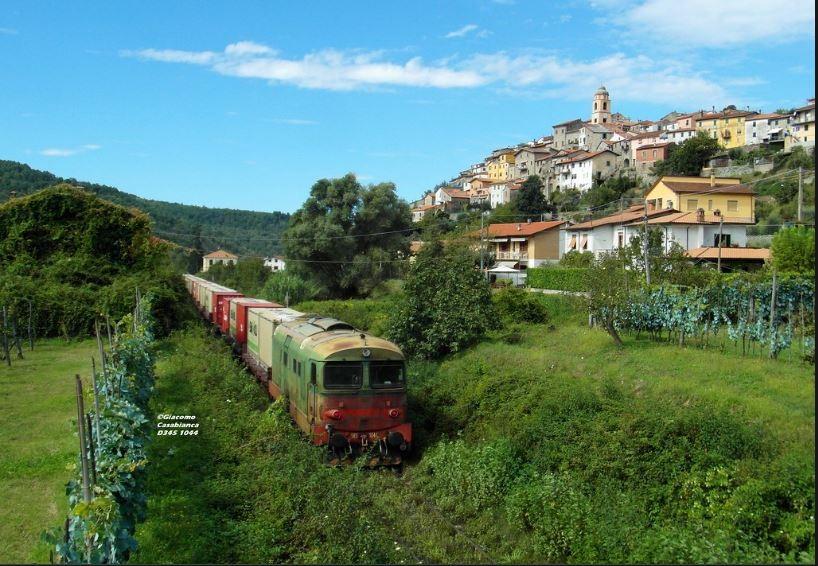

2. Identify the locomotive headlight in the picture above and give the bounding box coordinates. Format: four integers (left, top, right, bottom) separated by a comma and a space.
388, 408, 400, 418
324, 409, 343, 420
362, 348, 371, 357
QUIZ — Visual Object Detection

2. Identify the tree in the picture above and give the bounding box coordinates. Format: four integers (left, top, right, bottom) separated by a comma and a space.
515, 175, 554, 217
260, 272, 321, 306
284, 175, 412, 298
387, 239, 497, 359
771, 226, 815, 273
652, 131, 721, 176
580, 174, 636, 209
587, 251, 634, 347
550, 188, 582, 212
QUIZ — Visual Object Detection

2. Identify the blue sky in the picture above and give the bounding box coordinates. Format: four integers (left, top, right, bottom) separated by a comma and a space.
1, 0, 814, 213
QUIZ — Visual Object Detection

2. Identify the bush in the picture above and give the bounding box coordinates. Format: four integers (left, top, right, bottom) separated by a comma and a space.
294, 298, 394, 336
771, 226, 815, 274
526, 267, 590, 292
493, 287, 549, 324
259, 271, 321, 305
559, 250, 594, 268
388, 240, 497, 359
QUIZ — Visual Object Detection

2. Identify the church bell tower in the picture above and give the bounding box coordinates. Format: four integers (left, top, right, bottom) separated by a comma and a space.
591, 86, 611, 124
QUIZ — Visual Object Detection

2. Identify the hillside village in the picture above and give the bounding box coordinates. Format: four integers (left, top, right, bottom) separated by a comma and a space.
408, 87, 815, 276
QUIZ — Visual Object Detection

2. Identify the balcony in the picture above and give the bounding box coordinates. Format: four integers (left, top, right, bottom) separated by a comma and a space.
496, 251, 528, 260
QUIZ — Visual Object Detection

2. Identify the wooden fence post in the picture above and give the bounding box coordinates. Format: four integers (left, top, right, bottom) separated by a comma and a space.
105, 316, 113, 351
95, 320, 106, 374
27, 300, 34, 351
74, 375, 91, 504
2, 306, 10, 367
12, 317, 24, 360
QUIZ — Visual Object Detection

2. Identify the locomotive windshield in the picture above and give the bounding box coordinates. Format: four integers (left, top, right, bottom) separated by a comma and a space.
324, 362, 363, 389
370, 362, 405, 388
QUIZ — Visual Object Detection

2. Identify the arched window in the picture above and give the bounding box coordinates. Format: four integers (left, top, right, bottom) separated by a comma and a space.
594, 102, 598, 110
603, 102, 607, 110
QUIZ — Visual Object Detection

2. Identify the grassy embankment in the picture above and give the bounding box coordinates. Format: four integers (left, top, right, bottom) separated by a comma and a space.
0, 338, 98, 563
135, 295, 814, 563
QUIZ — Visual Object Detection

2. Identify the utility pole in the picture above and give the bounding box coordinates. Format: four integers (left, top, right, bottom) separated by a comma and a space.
717, 215, 724, 273
643, 199, 650, 286
479, 213, 485, 272
797, 166, 803, 223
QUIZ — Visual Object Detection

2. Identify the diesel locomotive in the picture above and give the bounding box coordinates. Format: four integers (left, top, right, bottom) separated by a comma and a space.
183, 274, 411, 466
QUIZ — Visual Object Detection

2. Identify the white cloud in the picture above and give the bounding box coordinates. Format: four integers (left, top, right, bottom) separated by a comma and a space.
271, 118, 319, 125
618, 0, 814, 47
124, 42, 485, 90
122, 41, 734, 106
40, 144, 102, 157
445, 24, 479, 38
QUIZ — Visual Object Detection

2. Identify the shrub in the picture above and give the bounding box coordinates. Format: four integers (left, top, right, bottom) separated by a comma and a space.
493, 287, 549, 324
771, 226, 815, 274
259, 271, 321, 306
559, 250, 594, 268
526, 267, 590, 292
388, 240, 497, 359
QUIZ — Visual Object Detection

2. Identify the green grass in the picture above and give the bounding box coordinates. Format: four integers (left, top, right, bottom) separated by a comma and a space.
0, 338, 98, 563
133, 295, 814, 563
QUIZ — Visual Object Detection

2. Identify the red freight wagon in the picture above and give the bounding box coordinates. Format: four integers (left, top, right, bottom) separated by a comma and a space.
228, 297, 282, 349
211, 290, 243, 326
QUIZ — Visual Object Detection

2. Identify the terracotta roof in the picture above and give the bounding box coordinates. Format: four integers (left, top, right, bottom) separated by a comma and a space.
624, 211, 755, 226
669, 127, 697, 133
794, 102, 815, 113
552, 118, 584, 128
661, 181, 756, 195
557, 149, 616, 164
686, 247, 770, 261
203, 250, 238, 259
487, 220, 566, 237
631, 131, 663, 140
747, 113, 787, 121
567, 206, 675, 230
637, 142, 674, 150
412, 203, 440, 212
441, 188, 471, 199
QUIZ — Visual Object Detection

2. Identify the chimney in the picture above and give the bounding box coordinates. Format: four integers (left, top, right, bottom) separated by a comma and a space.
516, 223, 521, 231
527, 218, 532, 223
710, 174, 716, 187
696, 207, 705, 223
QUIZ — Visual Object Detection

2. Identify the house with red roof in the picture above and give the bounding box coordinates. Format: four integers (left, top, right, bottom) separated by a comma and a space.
202, 249, 238, 272
483, 220, 568, 267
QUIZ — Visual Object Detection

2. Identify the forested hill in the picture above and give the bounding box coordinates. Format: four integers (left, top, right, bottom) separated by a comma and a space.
0, 160, 290, 256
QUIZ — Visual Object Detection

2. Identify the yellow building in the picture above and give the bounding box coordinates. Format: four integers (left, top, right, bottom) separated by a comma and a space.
694, 109, 756, 148
644, 176, 756, 222
486, 148, 516, 182
785, 98, 815, 151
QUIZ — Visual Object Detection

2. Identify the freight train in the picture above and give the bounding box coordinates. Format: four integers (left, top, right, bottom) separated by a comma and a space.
182, 274, 411, 466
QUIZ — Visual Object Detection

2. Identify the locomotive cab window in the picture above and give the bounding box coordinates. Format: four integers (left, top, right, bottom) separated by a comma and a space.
370, 362, 405, 388
324, 362, 363, 389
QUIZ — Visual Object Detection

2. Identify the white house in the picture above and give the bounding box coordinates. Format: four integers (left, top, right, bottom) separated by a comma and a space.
264, 256, 286, 271
554, 149, 619, 192
665, 128, 696, 145
489, 180, 523, 208
744, 113, 788, 145
563, 205, 752, 257
202, 249, 238, 272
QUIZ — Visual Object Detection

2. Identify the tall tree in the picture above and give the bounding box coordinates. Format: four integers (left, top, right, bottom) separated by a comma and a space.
514, 175, 554, 217
284, 174, 412, 297
652, 131, 721, 176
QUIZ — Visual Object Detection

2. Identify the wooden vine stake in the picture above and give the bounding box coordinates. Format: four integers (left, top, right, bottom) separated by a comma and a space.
85, 413, 97, 486
91, 357, 102, 455
74, 375, 92, 504
769, 271, 778, 359
95, 320, 106, 375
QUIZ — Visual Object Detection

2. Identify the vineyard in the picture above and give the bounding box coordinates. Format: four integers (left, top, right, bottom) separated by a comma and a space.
46, 294, 156, 563
609, 275, 814, 360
